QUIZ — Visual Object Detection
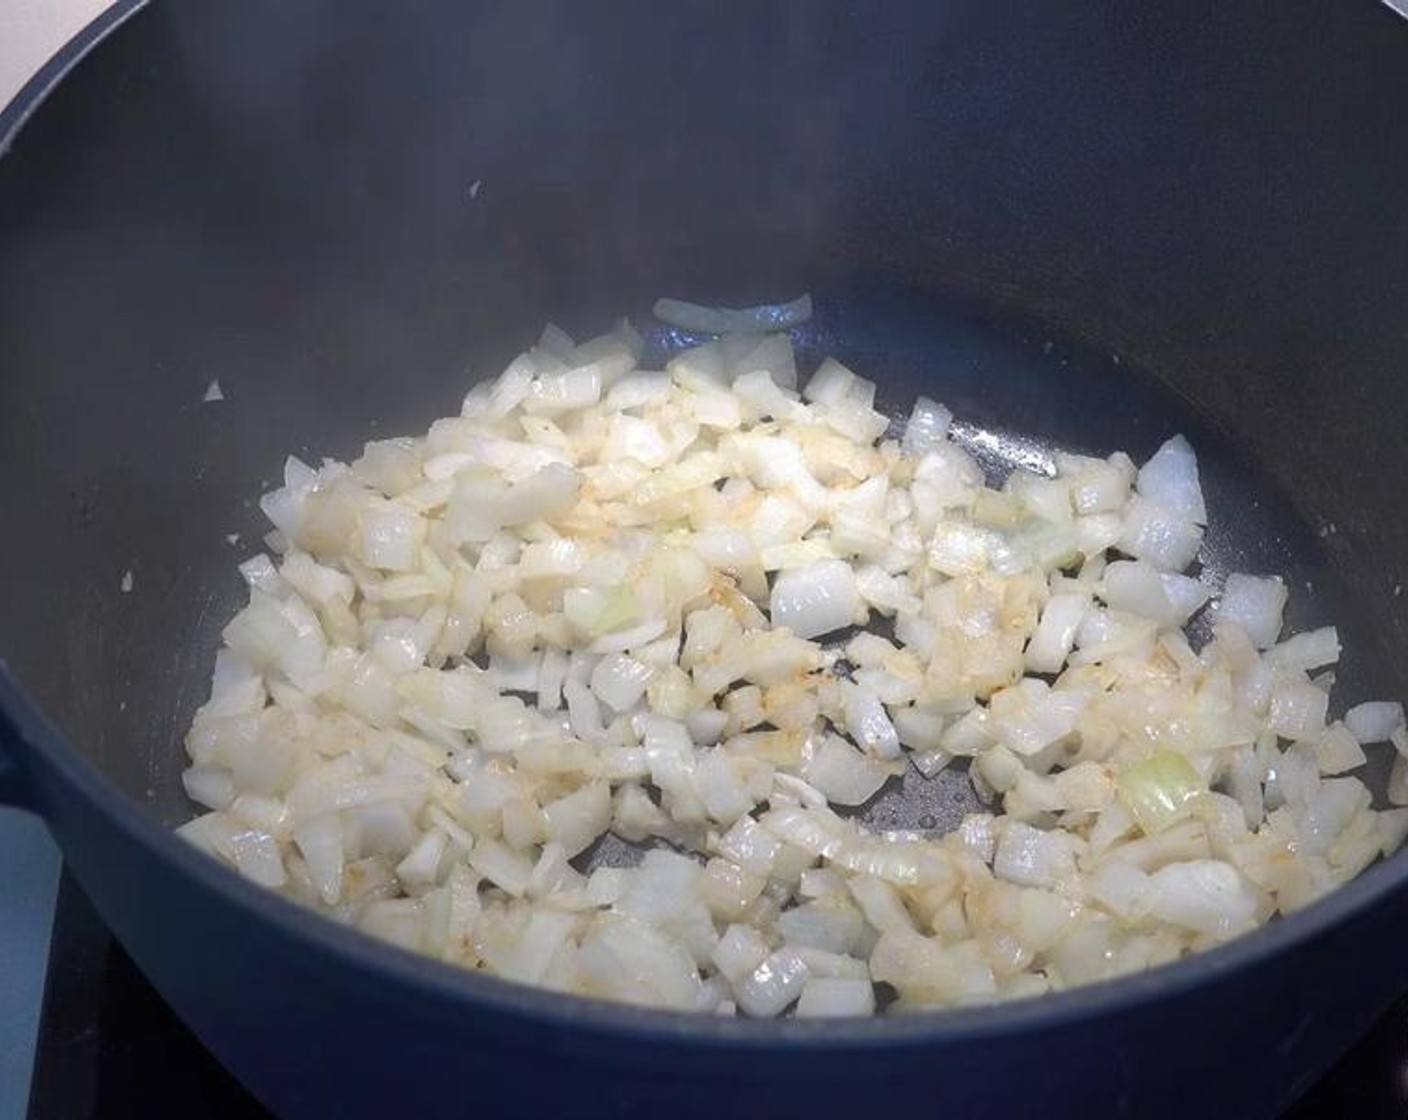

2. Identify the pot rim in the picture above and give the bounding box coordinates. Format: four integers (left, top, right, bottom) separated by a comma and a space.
4, 662, 1403, 1050
2, 0, 1404, 1055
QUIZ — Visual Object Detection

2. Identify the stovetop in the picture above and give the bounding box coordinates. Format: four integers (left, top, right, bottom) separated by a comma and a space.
29, 870, 264, 1118
19, 870, 1408, 1118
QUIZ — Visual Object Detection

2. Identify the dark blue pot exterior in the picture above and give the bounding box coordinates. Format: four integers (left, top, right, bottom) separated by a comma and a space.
12, 684, 1407, 1119
4, 2, 1408, 1116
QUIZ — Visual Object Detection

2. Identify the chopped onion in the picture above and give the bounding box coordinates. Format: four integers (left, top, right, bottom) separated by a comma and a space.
842, 683, 902, 760
589, 654, 655, 713
1344, 701, 1405, 745
179, 304, 1404, 1019
1314, 723, 1367, 775
1268, 627, 1340, 673
795, 977, 877, 1018
1146, 860, 1259, 939
770, 559, 861, 640
712, 924, 770, 985
901, 397, 954, 458
1136, 435, 1207, 525
542, 782, 612, 859
1087, 860, 1154, 923
1117, 497, 1203, 572
1024, 593, 1088, 674
1117, 752, 1204, 835
1267, 680, 1329, 741
734, 947, 811, 1018
993, 821, 1077, 889
1102, 561, 1177, 627
804, 735, 890, 806
654, 294, 813, 335
1216, 573, 1288, 650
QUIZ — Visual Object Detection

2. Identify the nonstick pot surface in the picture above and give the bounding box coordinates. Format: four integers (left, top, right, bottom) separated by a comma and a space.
1, 273, 1400, 831
4, 2, 1408, 1117
3, 0, 1407, 812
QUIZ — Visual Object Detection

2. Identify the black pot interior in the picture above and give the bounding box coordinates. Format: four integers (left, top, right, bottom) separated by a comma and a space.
2, 0, 1407, 844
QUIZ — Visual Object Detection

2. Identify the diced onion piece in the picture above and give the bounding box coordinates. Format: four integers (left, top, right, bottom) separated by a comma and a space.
1137, 435, 1207, 524
223, 826, 286, 888
1066, 455, 1132, 515
396, 829, 449, 886
183, 767, 235, 811
1024, 593, 1088, 674
1268, 627, 1340, 673
770, 559, 861, 639
1117, 752, 1204, 835
1391, 756, 1408, 807
468, 840, 535, 897
589, 654, 655, 713
892, 707, 945, 753
1087, 861, 1155, 923
1267, 680, 1329, 741
1315, 723, 1367, 775
1103, 561, 1176, 627
181, 304, 1404, 1019
993, 822, 1077, 889
804, 735, 890, 806
712, 924, 770, 985
293, 815, 344, 904
357, 501, 426, 572
654, 294, 813, 335
734, 947, 811, 1018
731, 333, 799, 389
717, 816, 784, 878
795, 977, 876, 1018
901, 397, 953, 458
543, 782, 612, 859
1160, 572, 1212, 625
842, 683, 902, 760
581, 915, 703, 1010
1116, 497, 1203, 572
1297, 777, 1370, 856
1147, 860, 1259, 939
1216, 574, 1288, 650
1344, 701, 1405, 745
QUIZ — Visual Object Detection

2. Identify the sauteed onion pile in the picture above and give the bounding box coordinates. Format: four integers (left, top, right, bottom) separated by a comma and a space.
179, 297, 1408, 1017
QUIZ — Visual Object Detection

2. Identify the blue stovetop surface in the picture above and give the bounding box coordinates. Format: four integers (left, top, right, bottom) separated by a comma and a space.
0, 809, 59, 1118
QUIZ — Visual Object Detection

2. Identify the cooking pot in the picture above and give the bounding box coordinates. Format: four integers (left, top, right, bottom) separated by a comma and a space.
3, 2, 1408, 1116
